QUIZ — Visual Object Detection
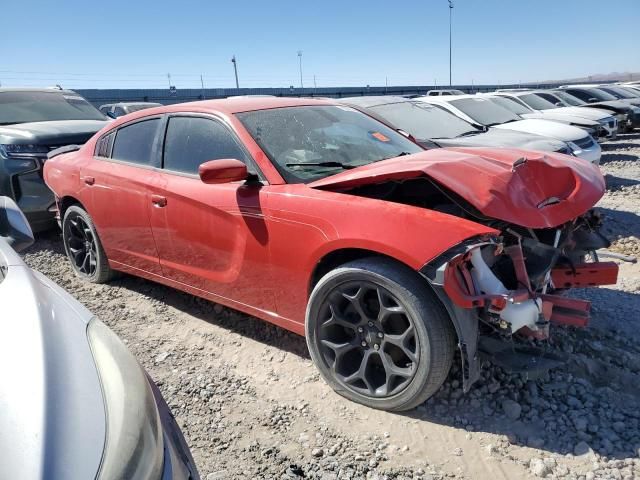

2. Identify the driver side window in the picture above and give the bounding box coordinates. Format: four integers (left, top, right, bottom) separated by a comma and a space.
162, 116, 249, 175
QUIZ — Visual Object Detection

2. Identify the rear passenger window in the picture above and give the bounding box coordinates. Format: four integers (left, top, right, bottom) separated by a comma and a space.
163, 116, 248, 175
94, 131, 115, 157
111, 119, 160, 165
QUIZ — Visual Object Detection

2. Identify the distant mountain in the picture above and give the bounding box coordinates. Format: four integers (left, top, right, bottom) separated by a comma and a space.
533, 72, 640, 85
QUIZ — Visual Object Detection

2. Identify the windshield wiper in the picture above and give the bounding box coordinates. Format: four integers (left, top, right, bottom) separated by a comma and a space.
457, 130, 481, 137
379, 151, 413, 161
285, 161, 358, 170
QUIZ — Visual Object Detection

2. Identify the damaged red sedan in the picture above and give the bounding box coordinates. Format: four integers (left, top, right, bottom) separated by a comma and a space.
44, 98, 617, 411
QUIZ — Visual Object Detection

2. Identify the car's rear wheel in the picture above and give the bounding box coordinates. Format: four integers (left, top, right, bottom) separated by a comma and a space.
306, 257, 455, 411
62, 205, 114, 283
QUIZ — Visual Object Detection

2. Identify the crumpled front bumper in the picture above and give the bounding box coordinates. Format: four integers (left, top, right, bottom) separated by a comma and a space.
421, 238, 619, 391
441, 243, 619, 337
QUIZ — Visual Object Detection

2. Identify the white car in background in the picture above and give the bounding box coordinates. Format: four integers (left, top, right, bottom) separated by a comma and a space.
426, 89, 466, 96
485, 91, 618, 139
417, 95, 601, 164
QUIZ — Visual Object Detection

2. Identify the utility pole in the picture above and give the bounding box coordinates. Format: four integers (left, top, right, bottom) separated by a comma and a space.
313, 74, 317, 93
448, 0, 453, 86
385, 76, 388, 94
200, 74, 205, 99
231, 55, 240, 89
167, 73, 172, 88
298, 50, 304, 88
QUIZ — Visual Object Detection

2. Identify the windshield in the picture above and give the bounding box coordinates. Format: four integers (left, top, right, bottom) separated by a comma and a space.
584, 88, 618, 101
599, 87, 638, 99
369, 102, 480, 140
552, 90, 585, 106
489, 96, 531, 115
519, 93, 558, 110
0, 91, 106, 125
449, 98, 521, 126
236, 105, 423, 184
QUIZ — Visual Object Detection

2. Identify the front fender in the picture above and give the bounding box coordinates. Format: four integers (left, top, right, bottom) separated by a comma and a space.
266, 186, 497, 323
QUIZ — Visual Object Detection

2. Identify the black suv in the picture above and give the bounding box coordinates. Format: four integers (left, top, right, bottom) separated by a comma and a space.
0, 88, 108, 231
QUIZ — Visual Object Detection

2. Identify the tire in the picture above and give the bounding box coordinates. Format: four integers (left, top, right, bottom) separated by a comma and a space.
62, 205, 115, 283
306, 257, 456, 411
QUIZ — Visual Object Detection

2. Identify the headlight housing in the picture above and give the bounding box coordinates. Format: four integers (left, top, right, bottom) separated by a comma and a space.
87, 318, 164, 480
1, 144, 49, 155
566, 141, 581, 156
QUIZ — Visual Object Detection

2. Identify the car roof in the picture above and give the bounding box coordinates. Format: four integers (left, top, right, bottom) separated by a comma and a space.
419, 94, 486, 102
114, 102, 162, 106
559, 85, 602, 90
0, 87, 79, 95
492, 90, 533, 96
105, 97, 340, 127
339, 96, 416, 108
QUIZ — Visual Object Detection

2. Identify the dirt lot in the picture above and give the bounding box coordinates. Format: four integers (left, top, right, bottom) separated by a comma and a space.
24, 133, 640, 480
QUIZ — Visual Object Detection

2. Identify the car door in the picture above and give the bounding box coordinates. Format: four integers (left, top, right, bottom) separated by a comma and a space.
80, 116, 163, 275
148, 114, 276, 312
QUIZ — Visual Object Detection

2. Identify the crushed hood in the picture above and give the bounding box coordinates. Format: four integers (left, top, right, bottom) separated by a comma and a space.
308, 148, 605, 229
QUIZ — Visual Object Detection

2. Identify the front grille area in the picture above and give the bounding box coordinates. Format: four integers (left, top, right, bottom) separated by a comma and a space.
574, 136, 595, 150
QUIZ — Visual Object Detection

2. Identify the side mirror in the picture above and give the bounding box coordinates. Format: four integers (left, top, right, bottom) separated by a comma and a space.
199, 159, 248, 184
588, 98, 598, 103
0, 196, 34, 252
105, 111, 117, 119
555, 102, 564, 107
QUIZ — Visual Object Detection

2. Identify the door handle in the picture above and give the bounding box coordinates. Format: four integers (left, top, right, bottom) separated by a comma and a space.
151, 195, 167, 207
82, 175, 95, 186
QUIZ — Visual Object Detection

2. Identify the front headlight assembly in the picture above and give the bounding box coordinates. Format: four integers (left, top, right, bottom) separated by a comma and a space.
566, 141, 581, 156
87, 318, 164, 480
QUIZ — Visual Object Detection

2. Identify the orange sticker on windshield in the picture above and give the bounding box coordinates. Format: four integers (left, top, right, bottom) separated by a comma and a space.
371, 131, 390, 142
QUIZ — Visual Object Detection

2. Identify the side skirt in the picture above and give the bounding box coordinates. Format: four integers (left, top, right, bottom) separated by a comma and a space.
108, 259, 306, 336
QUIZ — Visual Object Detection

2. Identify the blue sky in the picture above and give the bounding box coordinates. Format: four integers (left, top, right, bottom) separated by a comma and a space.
1, 0, 639, 89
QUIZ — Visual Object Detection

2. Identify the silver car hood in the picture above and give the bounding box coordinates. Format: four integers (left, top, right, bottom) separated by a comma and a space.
431, 127, 567, 152
521, 111, 599, 127
0, 241, 105, 480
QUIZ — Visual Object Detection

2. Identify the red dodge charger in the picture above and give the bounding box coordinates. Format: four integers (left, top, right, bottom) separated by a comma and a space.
44, 97, 617, 411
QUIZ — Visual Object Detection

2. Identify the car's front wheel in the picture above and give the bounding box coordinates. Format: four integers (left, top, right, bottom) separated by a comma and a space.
306, 257, 456, 411
62, 205, 115, 283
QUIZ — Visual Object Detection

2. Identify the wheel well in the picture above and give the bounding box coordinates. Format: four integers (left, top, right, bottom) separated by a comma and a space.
309, 248, 408, 295
309, 248, 462, 342
59, 196, 85, 220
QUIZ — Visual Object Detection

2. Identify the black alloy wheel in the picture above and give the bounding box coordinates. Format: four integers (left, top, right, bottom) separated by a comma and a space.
317, 280, 419, 397
65, 213, 97, 276
306, 258, 456, 411
62, 205, 115, 283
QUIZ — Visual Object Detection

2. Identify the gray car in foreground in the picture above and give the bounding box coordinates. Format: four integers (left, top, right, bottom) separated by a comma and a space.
0, 196, 199, 480
341, 96, 572, 153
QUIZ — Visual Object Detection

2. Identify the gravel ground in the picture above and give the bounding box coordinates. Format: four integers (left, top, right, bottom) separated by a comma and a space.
23, 132, 640, 480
